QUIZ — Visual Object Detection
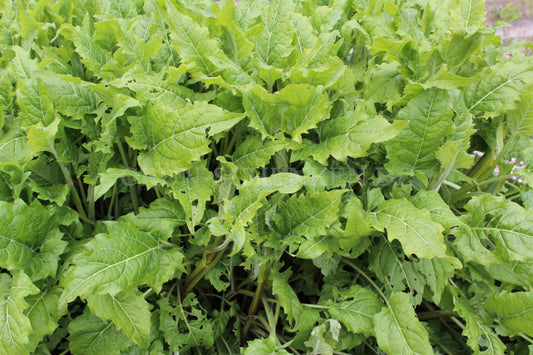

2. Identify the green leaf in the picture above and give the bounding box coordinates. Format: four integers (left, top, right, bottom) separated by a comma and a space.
130, 102, 243, 177
218, 0, 254, 63
506, 92, 533, 139
274, 190, 345, 238
270, 267, 303, 325
485, 292, 533, 337
0, 128, 32, 164
27, 119, 59, 154
367, 198, 450, 260
120, 197, 186, 236
166, 162, 214, 228
255, 0, 294, 67
455, 194, 533, 264
365, 62, 404, 106
374, 292, 432, 355
43, 78, 102, 120
327, 285, 382, 336
386, 88, 454, 178
24, 287, 65, 352
232, 136, 290, 175
243, 337, 291, 355
455, 297, 505, 355
242, 85, 285, 138
95, 168, 166, 200
414, 258, 456, 304
88, 289, 152, 348
408, 190, 462, 231
0, 199, 69, 281
68, 310, 133, 355
304, 319, 341, 355
464, 57, 533, 115
0, 271, 39, 355
158, 295, 214, 351
450, 0, 485, 37
59, 221, 184, 306
294, 112, 406, 165
16, 78, 54, 128
278, 84, 329, 143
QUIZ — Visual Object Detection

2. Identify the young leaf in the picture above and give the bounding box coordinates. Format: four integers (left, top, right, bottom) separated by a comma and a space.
271, 267, 304, 325
255, 0, 294, 67
374, 292, 433, 355
450, 0, 485, 37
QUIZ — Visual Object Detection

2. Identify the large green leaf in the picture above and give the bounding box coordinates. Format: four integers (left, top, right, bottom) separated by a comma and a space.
374, 292, 432, 355
255, 0, 294, 67
464, 57, 533, 115
450, 0, 485, 37
386, 88, 454, 179
59, 221, 184, 306
0, 199, 70, 281
88, 289, 152, 348
129, 102, 243, 177
327, 285, 383, 337
68, 311, 133, 355
294, 112, 406, 165
0, 271, 39, 355
485, 292, 533, 337
274, 190, 345, 238
271, 267, 304, 325
367, 198, 451, 260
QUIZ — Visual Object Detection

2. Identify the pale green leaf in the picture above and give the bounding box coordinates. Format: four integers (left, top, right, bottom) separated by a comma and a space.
24, 287, 65, 352
95, 168, 166, 201
374, 292, 432, 355
27, 119, 59, 154
88, 289, 151, 348
408, 190, 462, 231
232, 136, 291, 174
16, 78, 54, 128
242, 85, 285, 138
0, 128, 32, 164
243, 337, 291, 355
270, 268, 303, 325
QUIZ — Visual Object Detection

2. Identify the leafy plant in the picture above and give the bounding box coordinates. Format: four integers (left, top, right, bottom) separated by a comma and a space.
1, 0, 533, 354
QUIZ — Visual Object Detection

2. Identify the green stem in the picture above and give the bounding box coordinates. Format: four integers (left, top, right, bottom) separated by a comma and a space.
87, 184, 95, 221
181, 237, 225, 300
48, 140, 91, 224
417, 309, 454, 321
107, 185, 117, 219
343, 259, 389, 305
243, 264, 268, 340
116, 140, 139, 214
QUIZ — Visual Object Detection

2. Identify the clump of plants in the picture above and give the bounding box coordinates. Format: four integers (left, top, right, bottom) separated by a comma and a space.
1, 0, 533, 353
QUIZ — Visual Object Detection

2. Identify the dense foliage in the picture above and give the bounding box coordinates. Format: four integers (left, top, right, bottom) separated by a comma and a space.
1, 0, 533, 353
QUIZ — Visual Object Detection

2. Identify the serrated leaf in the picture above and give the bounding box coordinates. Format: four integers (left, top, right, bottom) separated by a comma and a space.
232, 136, 290, 173
158, 295, 214, 351
414, 258, 456, 304
374, 292, 432, 355
43, 79, 101, 119
327, 285, 382, 336
16, 78, 54, 128
242, 85, 285, 138
294, 112, 406, 165
59, 221, 184, 306
455, 297, 505, 355
368, 199, 449, 260
0, 271, 39, 355
243, 337, 291, 355
120, 197, 186, 236
278, 84, 329, 142
386, 88, 454, 177
130, 102, 243, 177
0, 128, 32, 164
88, 289, 151, 348
274, 190, 345, 238
408, 190, 462, 231
69, 311, 133, 355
